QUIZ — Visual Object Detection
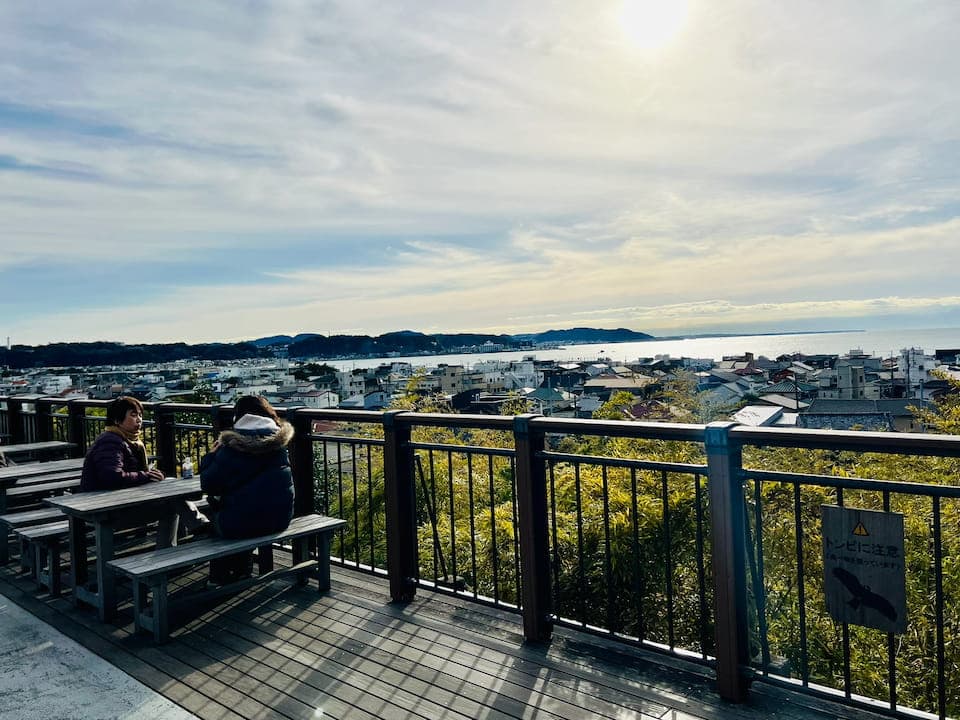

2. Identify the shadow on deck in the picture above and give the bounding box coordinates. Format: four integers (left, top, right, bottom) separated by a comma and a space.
0, 554, 892, 720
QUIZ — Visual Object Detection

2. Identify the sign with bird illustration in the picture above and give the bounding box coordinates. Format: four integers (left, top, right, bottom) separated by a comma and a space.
821, 505, 906, 634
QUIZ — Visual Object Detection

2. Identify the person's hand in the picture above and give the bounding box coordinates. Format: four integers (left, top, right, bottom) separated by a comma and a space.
148, 468, 165, 482
211, 441, 221, 452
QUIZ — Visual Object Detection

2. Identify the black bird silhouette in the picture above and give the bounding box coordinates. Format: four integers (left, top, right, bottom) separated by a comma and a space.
832, 566, 897, 621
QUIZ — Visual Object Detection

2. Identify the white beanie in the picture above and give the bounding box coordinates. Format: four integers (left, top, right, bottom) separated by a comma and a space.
233, 413, 280, 436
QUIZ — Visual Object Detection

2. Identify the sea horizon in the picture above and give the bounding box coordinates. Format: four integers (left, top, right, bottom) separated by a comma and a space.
318, 326, 960, 372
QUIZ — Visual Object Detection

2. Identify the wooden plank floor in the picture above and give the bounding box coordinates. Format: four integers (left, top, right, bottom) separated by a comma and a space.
0, 547, 894, 720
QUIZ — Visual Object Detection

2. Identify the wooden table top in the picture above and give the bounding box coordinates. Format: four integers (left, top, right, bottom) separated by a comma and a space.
0, 457, 84, 483
45, 478, 202, 519
0, 441, 76, 459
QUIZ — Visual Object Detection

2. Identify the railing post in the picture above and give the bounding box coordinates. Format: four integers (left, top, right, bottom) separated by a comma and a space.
706, 421, 750, 702
287, 408, 315, 518
67, 400, 87, 456
153, 403, 177, 477
6, 397, 25, 444
383, 410, 417, 602
35, 397, 54, 442
514, 413, 553, 643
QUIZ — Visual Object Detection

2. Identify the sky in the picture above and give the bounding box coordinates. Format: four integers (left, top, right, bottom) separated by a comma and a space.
2, 1, 960, 346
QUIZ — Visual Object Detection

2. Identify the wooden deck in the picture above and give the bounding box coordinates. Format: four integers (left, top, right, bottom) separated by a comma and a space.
0, 550, 892, 720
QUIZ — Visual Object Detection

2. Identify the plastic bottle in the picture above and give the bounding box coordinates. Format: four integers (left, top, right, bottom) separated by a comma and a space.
181, 456, 194, 479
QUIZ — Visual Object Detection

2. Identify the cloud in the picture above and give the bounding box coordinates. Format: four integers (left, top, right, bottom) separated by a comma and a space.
2, 1, 960, 345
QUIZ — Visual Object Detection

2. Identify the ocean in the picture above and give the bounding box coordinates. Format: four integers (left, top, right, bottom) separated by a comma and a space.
319, 327, 960, 371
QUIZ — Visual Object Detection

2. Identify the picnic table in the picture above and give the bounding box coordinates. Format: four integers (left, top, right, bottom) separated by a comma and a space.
0, 457, 84, 481
0, 458, 84, 514
0, 441, 77, 463
46, 478, 203, 621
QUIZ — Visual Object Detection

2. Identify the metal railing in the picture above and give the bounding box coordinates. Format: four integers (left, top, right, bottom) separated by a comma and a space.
5, 395, 960, 718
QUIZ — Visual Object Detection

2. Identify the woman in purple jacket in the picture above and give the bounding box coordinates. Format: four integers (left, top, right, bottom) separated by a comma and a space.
80, 396, 164, 491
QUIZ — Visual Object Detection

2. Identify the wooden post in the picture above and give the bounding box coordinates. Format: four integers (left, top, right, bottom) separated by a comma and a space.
35, 398, 54, 442
68, 400, 87, 456
6, 397, 24, 444
287, 408, 314, 518
706, 421, 750, 702
514, 413, 553, 643
383, 410, 417, 602
153, 403, 177, 477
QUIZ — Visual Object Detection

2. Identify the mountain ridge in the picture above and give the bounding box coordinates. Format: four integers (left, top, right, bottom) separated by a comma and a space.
0, 327, 656, 369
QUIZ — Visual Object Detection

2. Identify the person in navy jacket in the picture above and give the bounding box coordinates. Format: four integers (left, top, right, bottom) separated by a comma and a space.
199, 395, 295, 583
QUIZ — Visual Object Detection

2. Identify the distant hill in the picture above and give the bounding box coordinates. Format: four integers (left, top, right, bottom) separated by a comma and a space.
0, 327, 657, 369
525, 328, 654, 344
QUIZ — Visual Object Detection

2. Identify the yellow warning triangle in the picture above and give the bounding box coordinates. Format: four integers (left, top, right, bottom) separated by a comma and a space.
852, 522, 869, 536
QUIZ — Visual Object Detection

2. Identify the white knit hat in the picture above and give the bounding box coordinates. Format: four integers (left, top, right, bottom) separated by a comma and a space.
233, 413, 280, 436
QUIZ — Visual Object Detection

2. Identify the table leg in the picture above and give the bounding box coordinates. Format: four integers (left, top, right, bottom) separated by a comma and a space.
68, 518, 88, 608
0, 490, 7, 565
94, 522, 116, 622
157, 513, 178, 548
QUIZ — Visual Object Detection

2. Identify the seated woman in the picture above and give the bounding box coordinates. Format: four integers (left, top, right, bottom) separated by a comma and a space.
199, 395, 295, 583
81, 396, 164, 491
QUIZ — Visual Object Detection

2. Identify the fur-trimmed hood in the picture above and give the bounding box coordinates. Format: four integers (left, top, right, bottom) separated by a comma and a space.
217, 419, 294, 455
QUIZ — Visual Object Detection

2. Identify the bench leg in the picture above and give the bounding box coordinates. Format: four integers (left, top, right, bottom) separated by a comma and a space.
153, 580, 169, 643
0, 530, 8, 565
93, 523, 116, 622
20, 536, 33, 573
292, 537, 310, 587
257, 544, 273, 574
32, 542, 44, 585
132, 580, 147, 636
68, 519, 88, 608
48, 539, 62, 597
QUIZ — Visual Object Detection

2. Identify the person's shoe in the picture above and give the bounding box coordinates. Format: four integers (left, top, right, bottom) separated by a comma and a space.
191, 521, 213, 537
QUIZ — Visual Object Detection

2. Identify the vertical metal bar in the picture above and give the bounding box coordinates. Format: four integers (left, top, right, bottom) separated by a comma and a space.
428, 449, 439, 581
748, 478, 771, 670
883, 490, 896, 710
367, 443, 375, 569
468, 453, 478, 598
351, 443, 360, 567
549, 460, 561, 613
602, 465, 615, 633
933, 497, 946, 720
488, 453, 500, 604
705, 421, 749, 702
447, 448, 457, 584
662, 469, 675, 649
513, 413, 552, 642
575, 461, 586, 627
793, 479, 809, 686
694, 473, 709, 658
836, 487, 851, 699
383, 410, 416, 602
631, 467, 646, 641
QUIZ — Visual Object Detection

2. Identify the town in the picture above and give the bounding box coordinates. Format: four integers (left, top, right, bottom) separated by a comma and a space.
3, 344, 957, 432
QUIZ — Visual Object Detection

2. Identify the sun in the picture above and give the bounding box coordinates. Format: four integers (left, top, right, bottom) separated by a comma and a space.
617, 0, 690, 51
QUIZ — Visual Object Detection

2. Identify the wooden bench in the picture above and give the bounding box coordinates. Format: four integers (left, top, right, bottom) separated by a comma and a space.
108, 513, 346, 642
15, 521, 70, 596
7, 477, 80, 503
0, 506, 66, 566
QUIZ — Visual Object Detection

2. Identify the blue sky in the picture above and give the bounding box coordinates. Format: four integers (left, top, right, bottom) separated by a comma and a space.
3, 1, 960, 345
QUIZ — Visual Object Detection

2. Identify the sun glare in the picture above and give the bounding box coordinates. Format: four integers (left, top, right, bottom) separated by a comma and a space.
617, 0, 689, 51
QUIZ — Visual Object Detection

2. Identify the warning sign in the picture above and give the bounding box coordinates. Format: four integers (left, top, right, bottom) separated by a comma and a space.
821, 505, 906, 634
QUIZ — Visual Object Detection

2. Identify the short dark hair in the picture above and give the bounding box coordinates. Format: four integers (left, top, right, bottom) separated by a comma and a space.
232, 395, 280, 425
106, 396, 144, 426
